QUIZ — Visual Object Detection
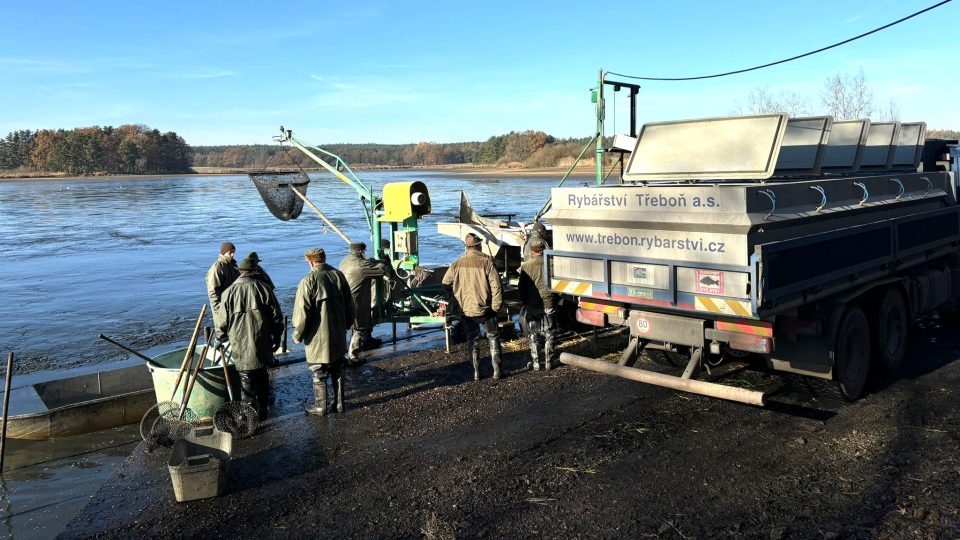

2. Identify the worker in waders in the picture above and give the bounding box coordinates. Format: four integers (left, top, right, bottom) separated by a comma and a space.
518, 239, 558, 371
206, 241, 240, 315
339, 242, 386, 366
293, 248, 354, 415
215, 255, 285, 421
442, 233, 504, 380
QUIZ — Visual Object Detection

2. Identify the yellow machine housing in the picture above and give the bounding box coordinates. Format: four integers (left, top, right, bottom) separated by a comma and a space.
380, 181, 432, 222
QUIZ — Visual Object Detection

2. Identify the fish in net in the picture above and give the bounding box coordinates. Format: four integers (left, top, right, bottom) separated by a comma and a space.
248, 170, 310, 221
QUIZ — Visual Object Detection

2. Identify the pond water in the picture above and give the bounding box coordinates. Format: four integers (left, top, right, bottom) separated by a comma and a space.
0, 170, 586, 375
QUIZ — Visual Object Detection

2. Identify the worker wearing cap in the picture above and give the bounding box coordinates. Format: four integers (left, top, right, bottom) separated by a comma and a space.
294, 248, 354, 415
244, 251, 275, 290
339, 242, 387, 365
215, 255, 285, 421
518, 239, 558, 371
521, 222, 551, 261
442, 233, 505, 380
206, 241, 240, 315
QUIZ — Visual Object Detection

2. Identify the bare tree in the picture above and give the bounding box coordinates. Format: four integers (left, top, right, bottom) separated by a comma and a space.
732, 87, 812, 117
876, 98, 901, 122
821, 69, 874, 120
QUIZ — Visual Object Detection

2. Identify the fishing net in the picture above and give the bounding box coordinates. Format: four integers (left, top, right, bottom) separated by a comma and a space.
140, 400, 200, 451
249, 170, 310, 221
213, 401, 259, 439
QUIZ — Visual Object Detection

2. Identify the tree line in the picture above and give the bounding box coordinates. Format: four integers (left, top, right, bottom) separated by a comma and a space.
191, 130, 596, 170
0, 124, 190, 175
0, 126, 599, 175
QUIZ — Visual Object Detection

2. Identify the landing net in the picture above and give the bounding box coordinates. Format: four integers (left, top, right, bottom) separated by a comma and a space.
249, 170, 310, 221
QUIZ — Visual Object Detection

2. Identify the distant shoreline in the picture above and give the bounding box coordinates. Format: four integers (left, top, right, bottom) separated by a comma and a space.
0, 165, 597, 182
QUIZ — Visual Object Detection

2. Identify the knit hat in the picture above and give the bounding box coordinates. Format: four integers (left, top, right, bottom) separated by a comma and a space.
349, 242, 367, 253
220, 242, 236, 255
464, 233, 482, 247
238, 256, 258, 272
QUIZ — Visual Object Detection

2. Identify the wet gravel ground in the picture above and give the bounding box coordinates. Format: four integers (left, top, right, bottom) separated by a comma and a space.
60, 321, 960, 539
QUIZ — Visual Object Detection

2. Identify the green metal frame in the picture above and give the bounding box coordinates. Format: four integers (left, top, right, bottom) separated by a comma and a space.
272, 126, 448, 325
277, 126, 384, 260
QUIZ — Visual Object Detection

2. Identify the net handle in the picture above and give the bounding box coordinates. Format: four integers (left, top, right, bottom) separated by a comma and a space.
289, 187, 353, 244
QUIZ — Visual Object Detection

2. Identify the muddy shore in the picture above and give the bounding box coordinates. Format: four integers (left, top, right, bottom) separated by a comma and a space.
60, 321, 960, 538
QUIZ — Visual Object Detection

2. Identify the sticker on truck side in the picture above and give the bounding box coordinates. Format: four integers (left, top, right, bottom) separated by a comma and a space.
695, 269, 724, 295
636, 317, 652, 334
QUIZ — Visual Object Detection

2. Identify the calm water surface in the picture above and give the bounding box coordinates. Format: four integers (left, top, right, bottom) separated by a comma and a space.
0, 171, 579, 375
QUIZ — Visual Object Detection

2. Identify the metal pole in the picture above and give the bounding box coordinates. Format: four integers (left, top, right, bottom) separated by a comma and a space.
596, 69, 605, 186
1, 353, 14, 473
282, 316, 289, 353
560, 352, 766, 406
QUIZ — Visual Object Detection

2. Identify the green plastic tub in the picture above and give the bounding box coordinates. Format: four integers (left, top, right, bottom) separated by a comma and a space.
147, 348, 240, 420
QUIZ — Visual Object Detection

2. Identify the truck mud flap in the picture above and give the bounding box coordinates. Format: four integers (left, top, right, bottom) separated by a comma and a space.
560, 352, 766, 406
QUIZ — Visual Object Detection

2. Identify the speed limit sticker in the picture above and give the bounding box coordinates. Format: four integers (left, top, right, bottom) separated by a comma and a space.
636, 317, 652, 334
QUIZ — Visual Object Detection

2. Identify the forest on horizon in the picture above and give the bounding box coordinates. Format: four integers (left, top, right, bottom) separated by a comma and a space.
2, 121, 959, 177
0, 126, 597, 176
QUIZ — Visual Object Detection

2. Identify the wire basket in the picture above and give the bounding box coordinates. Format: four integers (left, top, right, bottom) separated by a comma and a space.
248, 170, 310, 221
140, 400, 200, 452
213, 401, 259, 439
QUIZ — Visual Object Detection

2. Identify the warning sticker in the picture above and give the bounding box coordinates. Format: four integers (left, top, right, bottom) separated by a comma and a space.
695, 269, 724, 295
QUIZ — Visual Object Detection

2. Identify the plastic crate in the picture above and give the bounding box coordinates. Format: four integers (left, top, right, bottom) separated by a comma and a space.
167, 427, 233, 502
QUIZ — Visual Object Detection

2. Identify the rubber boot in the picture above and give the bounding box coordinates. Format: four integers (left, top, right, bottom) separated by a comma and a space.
239, 370, 260, 417
527, 337, 541, 372
347, 331, 365, 366
254, 369, 270, 421
304, 371, 328, 416
468, 338, 481, 381
490, 339, 503, 380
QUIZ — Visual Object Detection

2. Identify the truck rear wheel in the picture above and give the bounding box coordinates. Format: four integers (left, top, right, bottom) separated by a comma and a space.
835, 306, 871, 400
874, 288, 908, 373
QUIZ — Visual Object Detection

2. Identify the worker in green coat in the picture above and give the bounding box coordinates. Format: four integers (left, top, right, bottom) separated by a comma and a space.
293, 248, 355, 415
339, 242, 386, 365
215, 255, 285, 421
206, 241, 240, 316
518, 239, 558, 371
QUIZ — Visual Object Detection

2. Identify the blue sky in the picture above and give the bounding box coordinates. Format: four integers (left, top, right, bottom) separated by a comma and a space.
1, 1, 956, 145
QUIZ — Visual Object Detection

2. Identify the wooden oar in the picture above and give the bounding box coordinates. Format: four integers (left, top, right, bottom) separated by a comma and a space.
97, 334, 154, 364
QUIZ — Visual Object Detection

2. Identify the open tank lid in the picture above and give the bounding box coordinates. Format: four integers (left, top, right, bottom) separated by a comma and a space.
623, 114, 789, 182
772, 116, 833, 176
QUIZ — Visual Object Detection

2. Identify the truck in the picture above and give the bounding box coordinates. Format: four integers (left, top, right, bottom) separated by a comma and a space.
546, 102, 960, 405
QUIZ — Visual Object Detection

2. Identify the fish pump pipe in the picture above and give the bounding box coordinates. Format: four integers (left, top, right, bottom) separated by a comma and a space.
559, 352, 767, 406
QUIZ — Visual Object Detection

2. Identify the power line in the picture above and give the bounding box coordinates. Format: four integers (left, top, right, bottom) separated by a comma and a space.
607, 0, 952, 82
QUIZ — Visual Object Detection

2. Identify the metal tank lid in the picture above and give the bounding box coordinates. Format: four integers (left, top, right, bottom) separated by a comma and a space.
623, 113, 789, 182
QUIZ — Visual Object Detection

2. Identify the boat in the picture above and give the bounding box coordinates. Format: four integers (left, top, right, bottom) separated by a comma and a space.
4, 343, 306, 440
4, 361, 155, 440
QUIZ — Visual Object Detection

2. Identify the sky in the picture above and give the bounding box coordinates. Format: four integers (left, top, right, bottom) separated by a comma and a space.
1, 0, 957, 146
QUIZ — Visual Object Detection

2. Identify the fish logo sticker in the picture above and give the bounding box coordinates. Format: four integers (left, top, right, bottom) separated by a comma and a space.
695, 269, 724, 295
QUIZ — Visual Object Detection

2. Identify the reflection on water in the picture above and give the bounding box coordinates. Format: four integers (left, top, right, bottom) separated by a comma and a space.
0, 171, 572, 375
